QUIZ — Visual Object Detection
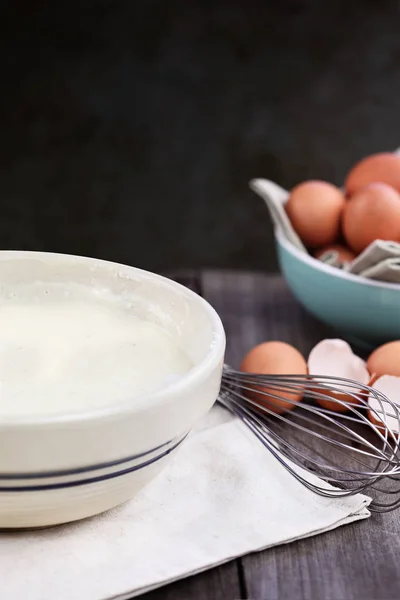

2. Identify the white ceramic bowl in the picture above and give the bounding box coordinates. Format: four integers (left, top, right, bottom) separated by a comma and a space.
0, 252, 225, 528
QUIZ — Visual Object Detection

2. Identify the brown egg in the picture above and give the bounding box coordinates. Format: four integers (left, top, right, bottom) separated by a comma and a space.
240, 341, 307, 414
342, 183, 400, 253
286, 181, 346, 248
367, 341, 400, 379
345, 152, 400, 195
314, 244, 356, 264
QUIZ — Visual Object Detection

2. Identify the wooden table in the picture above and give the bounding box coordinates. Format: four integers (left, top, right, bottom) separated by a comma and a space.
141, 270, 400, 600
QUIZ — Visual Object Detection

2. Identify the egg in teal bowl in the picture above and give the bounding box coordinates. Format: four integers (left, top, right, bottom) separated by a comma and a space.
251, 178, 400, 351
276, 229, 400, 350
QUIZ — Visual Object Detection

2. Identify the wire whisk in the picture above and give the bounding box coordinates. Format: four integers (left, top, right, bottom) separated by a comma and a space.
219, 364, 400, 512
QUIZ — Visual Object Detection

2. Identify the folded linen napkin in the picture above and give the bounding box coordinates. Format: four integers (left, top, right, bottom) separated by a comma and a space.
317, 240, 400, 283
0, 406, 371, 600
346, 240, 400, 283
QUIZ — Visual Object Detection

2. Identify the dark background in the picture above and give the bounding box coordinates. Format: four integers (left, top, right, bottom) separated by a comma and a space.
1, 0, 399, 272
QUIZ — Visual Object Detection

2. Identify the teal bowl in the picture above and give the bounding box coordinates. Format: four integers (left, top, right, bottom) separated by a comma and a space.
275, 228, 400, 351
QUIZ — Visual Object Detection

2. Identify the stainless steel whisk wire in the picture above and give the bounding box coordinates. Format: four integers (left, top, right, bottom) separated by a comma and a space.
218, 365, 400, 512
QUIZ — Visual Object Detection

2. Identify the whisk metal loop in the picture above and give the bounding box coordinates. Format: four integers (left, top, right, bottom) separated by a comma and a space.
219, 364, 400, 512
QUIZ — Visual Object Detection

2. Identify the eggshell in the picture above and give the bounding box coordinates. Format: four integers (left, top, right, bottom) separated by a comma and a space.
314, 244, 356, 264
286, 180, 346, 248
240, 341, 307, 414
307, 339, 370, 412
367, 341, 400, 379
342, 183, 400, 253
368, 375, 400, 436
345, 152, 400, 195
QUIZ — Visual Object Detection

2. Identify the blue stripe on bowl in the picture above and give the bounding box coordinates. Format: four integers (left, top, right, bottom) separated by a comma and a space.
0, 432, 189, 489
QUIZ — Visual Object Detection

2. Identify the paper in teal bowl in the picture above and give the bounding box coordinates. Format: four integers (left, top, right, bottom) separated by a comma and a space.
275, 229, 400, 350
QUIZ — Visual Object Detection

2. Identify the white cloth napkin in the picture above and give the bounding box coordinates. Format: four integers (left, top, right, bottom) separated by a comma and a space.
0, 407, 371, 600
346, 239, 400, 283
318, 240, 400, 283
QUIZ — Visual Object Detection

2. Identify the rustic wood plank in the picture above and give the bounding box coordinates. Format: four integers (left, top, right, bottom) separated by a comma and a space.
242, 514, 400, 600
202, 269, 400, 600
201, 270, 335, 368
140, 561, 242, 600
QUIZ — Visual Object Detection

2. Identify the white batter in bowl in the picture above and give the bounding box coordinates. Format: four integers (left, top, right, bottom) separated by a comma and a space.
0, 252, 225, 528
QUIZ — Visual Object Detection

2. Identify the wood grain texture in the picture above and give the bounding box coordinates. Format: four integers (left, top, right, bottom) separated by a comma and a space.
242, 516, 400, 600
201, 270, 335, 367
140, 561, 242, 600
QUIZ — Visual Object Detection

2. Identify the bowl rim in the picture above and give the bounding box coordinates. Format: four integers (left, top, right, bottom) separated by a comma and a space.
0, 251, 226, 427
275, 228, 400, 291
